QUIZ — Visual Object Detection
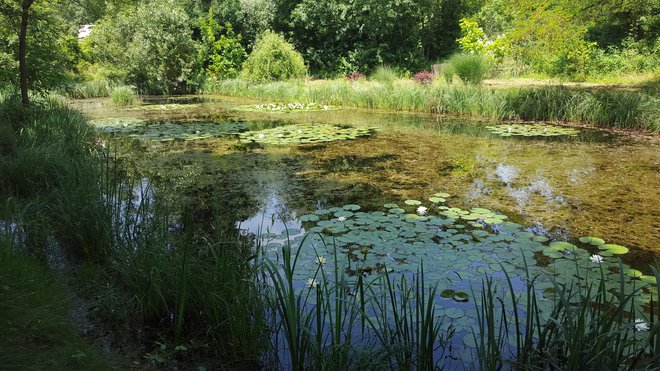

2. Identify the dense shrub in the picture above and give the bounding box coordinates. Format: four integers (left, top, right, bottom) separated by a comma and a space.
413, 71, 434, 85
447, 53, 489, 84
241, 31, 307, 82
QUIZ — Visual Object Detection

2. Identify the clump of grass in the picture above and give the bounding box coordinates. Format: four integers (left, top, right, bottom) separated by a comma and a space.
447, 53, 489, 85
110, 86, 137, 106
371, 66, 398, 86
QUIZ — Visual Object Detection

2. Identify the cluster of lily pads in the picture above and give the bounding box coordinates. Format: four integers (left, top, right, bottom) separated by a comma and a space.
486, 124, 579, 137
89, 117, 247, 141
239, 124, 373, 145
132, 103, 202, 111
237, 102, 331, 113
259, 192, 653, 345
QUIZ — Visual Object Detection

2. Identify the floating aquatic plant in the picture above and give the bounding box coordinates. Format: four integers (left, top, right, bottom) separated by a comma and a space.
129, 121, 248, 141
89, 117, 147, 133
239, 124, 372, 145
132, 103, 202, 111
486, 124, 579, 137
235, 102, 332, 113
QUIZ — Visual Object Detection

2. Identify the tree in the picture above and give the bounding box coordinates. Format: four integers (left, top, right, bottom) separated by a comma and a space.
1, 0, 77, 107
241, 30, 307, 81
198, 8, 247, 78
89, 0, 200, 94
18, 0, 34, 107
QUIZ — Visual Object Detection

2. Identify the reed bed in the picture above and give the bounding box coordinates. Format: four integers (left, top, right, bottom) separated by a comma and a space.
204, 78, 660, 131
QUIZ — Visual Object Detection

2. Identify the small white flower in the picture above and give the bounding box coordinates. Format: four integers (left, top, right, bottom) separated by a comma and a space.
258, 133, 265, 138
123, 123, 129, 128
316, 256, 326, 265
297, 130, 303, 134
507, 127, 512, 132
195, 130, 200, 134
417, 206, 428, 216
635, 319, 650, 332
277, 134, 284, 138
589, 254, 604, 264
160, 105, 166, 109
323, 105, 329, 110
306, 278, 318, 288
337, 216, 347, 222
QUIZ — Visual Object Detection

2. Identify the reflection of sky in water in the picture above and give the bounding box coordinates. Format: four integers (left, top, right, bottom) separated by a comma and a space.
239, 185, 303, 237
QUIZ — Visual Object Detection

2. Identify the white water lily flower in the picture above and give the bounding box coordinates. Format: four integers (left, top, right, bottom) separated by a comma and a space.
258, 133, 265, 138
306, 278, 318, 288
316, 256, 326, 265
337, 216, 347, 222
194, 130, 201, 134
123, 123, 129, 128
589, 254, 604, 264
635, 319, 650, 332
417, 206, 428, 216
323, 105, 329, 110
277, 133, 284, 137
297, 130, 303, 134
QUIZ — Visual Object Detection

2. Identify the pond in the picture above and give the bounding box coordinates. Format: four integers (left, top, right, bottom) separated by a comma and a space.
77, 95, 660, 366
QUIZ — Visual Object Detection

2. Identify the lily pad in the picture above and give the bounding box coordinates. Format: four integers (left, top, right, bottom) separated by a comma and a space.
599, 244, 629, 255
440, 289, 456, 299
235, 101, 332, 113
239, 124, 372, 145
404, 199, 422, 206
579, 236, 605, 246
299, 214, 320, 222
486, 124, 579, 137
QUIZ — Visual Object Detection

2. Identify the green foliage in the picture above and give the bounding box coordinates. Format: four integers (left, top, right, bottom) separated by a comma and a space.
457, 18, 509, 62
447, 53, 489, 84
0, 0, 80, 90
88, 0, 199, 94
241, 30, 307, 82
198, 10, 247, 79
0, 94, 112, 259
110, 85, 136, 106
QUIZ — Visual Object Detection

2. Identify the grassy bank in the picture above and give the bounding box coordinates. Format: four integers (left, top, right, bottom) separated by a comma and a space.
204, 78, 660, 131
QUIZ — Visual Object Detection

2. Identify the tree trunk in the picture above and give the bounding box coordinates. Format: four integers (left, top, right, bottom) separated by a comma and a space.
19, 0, 35, 109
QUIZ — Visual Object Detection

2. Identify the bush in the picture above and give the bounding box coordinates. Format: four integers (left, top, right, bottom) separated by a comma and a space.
371, 66, 398, 85
110, 86, 136, 106
241, 31, 307, 82
448, 53, 489, 85
413, 71, 434, 85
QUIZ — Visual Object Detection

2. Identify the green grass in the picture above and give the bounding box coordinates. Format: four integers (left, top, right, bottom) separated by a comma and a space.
204, 78, 660, 131
0, 240, 113, 369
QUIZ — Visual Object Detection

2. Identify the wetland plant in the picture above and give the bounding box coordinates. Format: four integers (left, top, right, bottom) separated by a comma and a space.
110, 85, 137, 106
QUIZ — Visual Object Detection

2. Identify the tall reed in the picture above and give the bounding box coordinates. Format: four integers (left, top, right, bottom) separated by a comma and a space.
204, 78, 659, 131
